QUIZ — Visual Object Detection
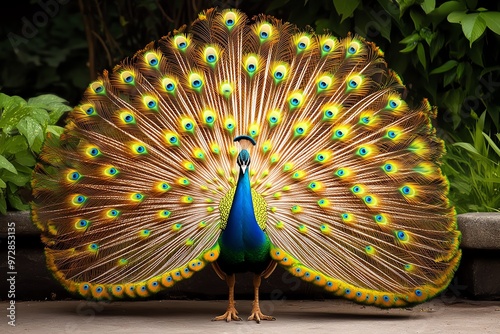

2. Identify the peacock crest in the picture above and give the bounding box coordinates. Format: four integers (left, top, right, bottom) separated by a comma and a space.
32, 8, 461, 321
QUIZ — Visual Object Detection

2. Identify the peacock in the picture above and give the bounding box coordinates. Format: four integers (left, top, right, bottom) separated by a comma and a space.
31, 8, 462, 323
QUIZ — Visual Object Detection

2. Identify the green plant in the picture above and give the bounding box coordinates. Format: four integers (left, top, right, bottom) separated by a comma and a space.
0, 93, 69, 214
441, 111, 500, 213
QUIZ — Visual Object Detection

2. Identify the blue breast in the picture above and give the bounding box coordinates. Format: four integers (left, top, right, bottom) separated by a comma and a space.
219, 169, 267, 258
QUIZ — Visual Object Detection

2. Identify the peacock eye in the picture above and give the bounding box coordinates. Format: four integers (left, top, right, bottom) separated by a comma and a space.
143, 96, 158, 109
347, 41, 360, 55
224, 12, 237, 28
258, 23, 272, 41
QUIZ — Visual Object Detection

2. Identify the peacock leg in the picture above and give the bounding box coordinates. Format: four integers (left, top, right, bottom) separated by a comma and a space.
212, 274, 242, 322
247, 274, 276, 323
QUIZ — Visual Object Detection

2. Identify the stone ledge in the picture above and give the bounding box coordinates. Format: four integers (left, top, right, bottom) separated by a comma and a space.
457, 213, 500, 249
0, 210, 38, 235
2, 211, 500, 300
3, 211, 500, 245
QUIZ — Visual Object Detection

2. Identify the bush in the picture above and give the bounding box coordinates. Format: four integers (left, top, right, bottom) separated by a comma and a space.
441, 112, 500, 213
0, 93, 69, 214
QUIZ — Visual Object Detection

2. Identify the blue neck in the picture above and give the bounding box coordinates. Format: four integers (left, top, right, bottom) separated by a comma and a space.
221, 169, 266, 251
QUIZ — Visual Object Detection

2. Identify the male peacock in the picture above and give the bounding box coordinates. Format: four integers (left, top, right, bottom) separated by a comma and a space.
32, 8, 461, 323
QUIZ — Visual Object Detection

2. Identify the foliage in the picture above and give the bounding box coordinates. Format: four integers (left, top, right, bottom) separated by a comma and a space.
441, 112, 500, 213
0, 93, 69, 214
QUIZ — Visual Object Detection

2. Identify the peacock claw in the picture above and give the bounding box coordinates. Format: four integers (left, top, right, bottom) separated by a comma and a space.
247, 309, 276, 323
212, 308, 242, 322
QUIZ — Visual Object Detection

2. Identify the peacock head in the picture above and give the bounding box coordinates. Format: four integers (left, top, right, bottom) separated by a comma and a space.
234, 135, 256, 175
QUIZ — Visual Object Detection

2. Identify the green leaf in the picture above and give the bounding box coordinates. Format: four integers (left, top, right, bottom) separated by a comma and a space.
7, 191, 29, 211
483, 132, 500, 157
474, 111, 486, 153
27, 94, 71, 125
429, 32, 445, 60
430, 60, 458, 74
453, 142, 481, 156
0, 155, 17, 174
17, 116, 44, 152
417, 43, 427, 69
410, 10, 425, 30
420, 28, 434, 46
27, 94, 68, 106
421, 0, 436, 14
333, 0, 361, 22
0, 193, 6, 215
400, 42, 418, 53
451, 179, 472, 194
46, 125, 65, 137
447, 10, 467, 23
430, 1, 467, 21
398, 0, 417, 16
3, 136, 28, 154
468, 39, 484, 66
480, 11, 500, 35
0, 179, 6, 188
29, 108, 50, 128
399, 33, 420, 44
461, 13, 486, 46
0, 93, 26, 110
14, 150, 36, 167
456, 62, 465, 80
443, 70, 457, 88
0, 102, 30, 133
1, 170, 30, 187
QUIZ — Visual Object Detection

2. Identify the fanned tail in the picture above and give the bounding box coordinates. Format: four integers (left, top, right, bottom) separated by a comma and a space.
32, 8, 461, 306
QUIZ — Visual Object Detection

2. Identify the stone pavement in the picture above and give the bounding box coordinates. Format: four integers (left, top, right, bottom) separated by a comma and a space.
1, 298, 499, 334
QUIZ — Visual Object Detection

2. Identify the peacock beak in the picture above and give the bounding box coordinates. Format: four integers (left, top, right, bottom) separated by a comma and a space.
241, 164, 248, 174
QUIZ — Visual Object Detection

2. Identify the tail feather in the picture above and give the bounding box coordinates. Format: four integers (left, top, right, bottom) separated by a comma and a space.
32, 8, 460, 305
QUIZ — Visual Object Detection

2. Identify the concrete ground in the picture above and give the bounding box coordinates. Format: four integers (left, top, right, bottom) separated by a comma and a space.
1, 298, 499, 334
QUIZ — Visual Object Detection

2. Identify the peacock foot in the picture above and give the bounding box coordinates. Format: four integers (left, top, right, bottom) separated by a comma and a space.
212, 307, 242, 322
247, 307, 276, 323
